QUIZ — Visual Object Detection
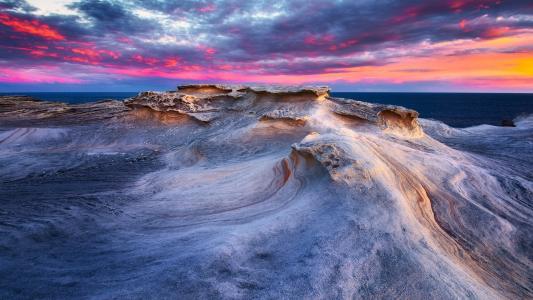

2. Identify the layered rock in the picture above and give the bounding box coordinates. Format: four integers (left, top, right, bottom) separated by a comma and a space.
124, 84, 423, 136
0, 95, 128, 126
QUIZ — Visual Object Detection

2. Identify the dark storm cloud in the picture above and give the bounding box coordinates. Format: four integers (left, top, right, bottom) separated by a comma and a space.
220, 0, 530, 58
71, 0, 129, 21
68, 0, 158, 33
0, 0, 34, 11
122, 0, 532, 67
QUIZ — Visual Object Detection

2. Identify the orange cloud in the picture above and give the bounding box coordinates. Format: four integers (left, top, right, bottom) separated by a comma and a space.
164, 58, 181, 67
0, 13, 65, 41
482, 27, 510, 38
72, 48, 100, 58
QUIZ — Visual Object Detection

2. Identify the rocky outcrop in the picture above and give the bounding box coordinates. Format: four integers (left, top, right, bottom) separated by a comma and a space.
0, 95, 128, 126
124, 84, 423, 136
326, 97, 422, 136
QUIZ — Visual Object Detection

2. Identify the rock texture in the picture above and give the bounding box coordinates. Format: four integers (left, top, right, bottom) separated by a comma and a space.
0, 85, 531, 299
125, 84, 422, 136
0, 95, 128, 126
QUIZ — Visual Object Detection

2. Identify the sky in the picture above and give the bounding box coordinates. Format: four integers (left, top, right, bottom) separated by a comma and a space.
0, 0, 532, 92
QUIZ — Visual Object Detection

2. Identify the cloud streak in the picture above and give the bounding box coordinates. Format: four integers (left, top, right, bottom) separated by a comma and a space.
0, 12, 65, 40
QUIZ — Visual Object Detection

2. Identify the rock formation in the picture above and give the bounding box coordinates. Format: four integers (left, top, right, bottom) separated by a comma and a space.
0, 85, 531, 299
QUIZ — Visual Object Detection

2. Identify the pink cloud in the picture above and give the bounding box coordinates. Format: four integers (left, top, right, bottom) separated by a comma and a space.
198, 4, 216, 13
0, 67, 83, 83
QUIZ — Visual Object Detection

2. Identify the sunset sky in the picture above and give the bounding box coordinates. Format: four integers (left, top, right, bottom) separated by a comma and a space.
0, 0, 532, 92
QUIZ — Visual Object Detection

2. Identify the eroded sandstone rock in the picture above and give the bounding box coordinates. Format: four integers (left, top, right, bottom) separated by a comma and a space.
124, 84, 423, 136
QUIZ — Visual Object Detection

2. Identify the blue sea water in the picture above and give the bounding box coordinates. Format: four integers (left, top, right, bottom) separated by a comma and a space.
0, 92, 138, 104
1, 92, 531, 128
333, 92, 533, 128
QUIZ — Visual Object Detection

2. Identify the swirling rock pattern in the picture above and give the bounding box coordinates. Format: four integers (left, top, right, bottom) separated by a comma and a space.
0, 85, 531, 299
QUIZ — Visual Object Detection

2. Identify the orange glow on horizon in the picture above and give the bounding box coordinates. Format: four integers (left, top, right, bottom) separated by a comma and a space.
97, 49, 532, 91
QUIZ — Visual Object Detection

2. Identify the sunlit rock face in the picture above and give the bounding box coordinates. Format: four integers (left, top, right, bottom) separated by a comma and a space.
0, 85, 531, 299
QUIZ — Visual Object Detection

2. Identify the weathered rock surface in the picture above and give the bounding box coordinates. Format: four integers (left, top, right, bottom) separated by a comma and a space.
0, 85, 531, 299
0, 95, 128, 126
124, 84, 423, 136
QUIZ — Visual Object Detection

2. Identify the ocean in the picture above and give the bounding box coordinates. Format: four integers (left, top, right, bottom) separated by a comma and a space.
333, 92, 533, 128
1, 92, 531, 127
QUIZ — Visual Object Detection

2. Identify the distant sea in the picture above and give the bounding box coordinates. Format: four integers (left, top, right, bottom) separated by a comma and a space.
1, 92, 531, 128
332, 93, 533, 128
